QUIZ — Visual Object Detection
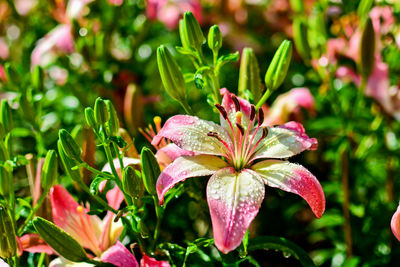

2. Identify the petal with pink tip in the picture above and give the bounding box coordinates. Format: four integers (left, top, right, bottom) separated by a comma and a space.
151, 115, 232, 156
140, 254, 171, 267
391, 204, 400, 241
207, 167, 265, 254
251, 160, 325, 218
252, 121, 317, 161
50, 185, 102, 256
220, 88, 254, 130
155, 143, 195, 168
157, 155, 228, 204
19, 234, 54, 254
101, 241, 139, 267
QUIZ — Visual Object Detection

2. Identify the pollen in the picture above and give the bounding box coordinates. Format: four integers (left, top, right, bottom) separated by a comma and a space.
153, 116, 162, 126
236, 111, 242, 124
76, 206, 84, 213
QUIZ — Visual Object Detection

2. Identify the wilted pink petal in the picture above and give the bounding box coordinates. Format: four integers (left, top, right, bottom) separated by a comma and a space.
50, 185, 102, 256
152, 115, 232, 156
101, 241, 139, 267
155, 143, 195, 168
157, 155, 227, 204
391, 204, 400, 241
252, 160, 325, 218
141, 254, 171, 267
207, 167, 265, 253
18, 233, 53, 254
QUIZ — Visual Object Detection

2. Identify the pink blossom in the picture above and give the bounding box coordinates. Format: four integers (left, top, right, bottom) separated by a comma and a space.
14, 0, 38, 16
392, 203, 400, 241
0, 38, 9, 60
140, 254, 171, 267
152, 89, 324, 253
66, 0, 95, 20
146, 0, 203, 29
108, 0, 124, 6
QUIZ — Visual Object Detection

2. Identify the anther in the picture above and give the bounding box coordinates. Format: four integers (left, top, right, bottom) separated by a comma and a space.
207, 131, 222, 141
114, 210, 124, 223
258, 108, 264, 126
236, 123, 245, 136
215, 104, 228, 120
250, 105, 256, 121
262, 126, 268, 139
231, 95, 241, 111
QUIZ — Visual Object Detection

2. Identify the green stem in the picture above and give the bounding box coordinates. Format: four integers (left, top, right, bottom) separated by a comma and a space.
76, 180, 118, 214
256, 88, 271, 109
82, 163, 115, 180
152, 195, 163, 249
18, 191, 48, 235
37, 253, 46, 267
180, 101, 194, 115
121, 216, 146, 250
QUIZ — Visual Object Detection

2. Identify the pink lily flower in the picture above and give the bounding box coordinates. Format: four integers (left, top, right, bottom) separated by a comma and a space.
140, 254, 171, 267
152, 90, 325, 253
391, 204, 400, 241
48, 185, 138, 266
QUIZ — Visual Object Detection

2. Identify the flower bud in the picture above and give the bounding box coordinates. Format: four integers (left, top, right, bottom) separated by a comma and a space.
0, 100, 13, 134
157, 45, 187, 103
264, 40, 292, 91
0, 166, 10, 196
105, 100, 119, 136
85, 107, 98, 130
58, 129, 82, 162
57, 140, 82, 181
0, 142, 8, 162
179, 20, 191, 50
41, 150, 58, 192
238, 47, 262, 102
182, 11, 205, 50
359, 17, 375, 79
0, 205, 17, 259
208, 25, 222, 53
94, 97, 109, 125
123, 166, 141, 199
32, 65, 44, 91
292, 18, 311, 62
33, 217, 89, 262
141, 147, 160, 196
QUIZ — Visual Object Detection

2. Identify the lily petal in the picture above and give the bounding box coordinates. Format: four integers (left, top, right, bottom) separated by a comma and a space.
252, 121, 317, 160
157, 155, 228, 204
251, 160, 325, 218
151, 115, 232, 156
140, 254, 171, 267
391, 204, 400, 241
207, 167, 265, 253
220, 88, 254, 130
19, 233, 53, 254
50, 185, 102, 256
155, 143, 195, 168
101, 241, 139, 267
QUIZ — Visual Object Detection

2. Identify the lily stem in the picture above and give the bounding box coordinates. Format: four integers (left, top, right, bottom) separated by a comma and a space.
152, 195, 163, 249
18, 190, 48, 235
256, 88, 271, 109
76, 180, 118, 214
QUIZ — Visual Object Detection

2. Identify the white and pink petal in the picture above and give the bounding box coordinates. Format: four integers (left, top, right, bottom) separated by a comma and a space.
157, 155, 228, 204
251, 160, 325, 218
101, 241, 139, 267
391, 203, 400, 241
207, 167, 265, 253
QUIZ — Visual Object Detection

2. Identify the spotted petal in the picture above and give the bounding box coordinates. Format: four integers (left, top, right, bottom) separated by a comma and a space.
391, 204, 400, 241
207, 167, 265, 253
157, 155, 228, 204
251, 121, 317, 161
252, 160, 325, 218
152, 115, 232, 156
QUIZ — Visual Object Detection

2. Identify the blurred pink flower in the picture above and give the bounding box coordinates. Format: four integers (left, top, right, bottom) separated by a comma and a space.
0, 65, 6, 82
140, 254, 171, 267
66, 0, 95, 19
262, 88, 315, 126
391, 204, 400, 241
15, 0, 38, 16
152, 89, 324, 253
146, 0, 202, 29
108, 0, 124, 6
31, 24, 74, 67
0, 38, 9, 60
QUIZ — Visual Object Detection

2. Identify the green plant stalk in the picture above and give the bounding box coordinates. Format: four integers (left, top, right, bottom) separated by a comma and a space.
4, 133, 16, 235
195, 49, 221, 104
121, 216, 146, 251
82, 162, 115, 180
256, 88, 272, 109
152, 195, 163, 249
341, 146, 353, 258
180, 101, 194, 115
18, 191, 48, 235
111, 142, 133, 206
37, 253, 46, 267
76, 179, 118, 214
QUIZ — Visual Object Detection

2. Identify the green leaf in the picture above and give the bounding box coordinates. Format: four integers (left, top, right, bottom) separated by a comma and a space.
248, 236, 316, 267
217, 52, 239, 65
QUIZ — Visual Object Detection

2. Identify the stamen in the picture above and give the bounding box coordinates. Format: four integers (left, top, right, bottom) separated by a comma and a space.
250, 105, 256, 121
236, 123, 244, 136
236, 111, 242, 124
215, 104, 228, 120
207, 132, 234, 161
231, 95, 241, 111
262, 126, 269, 138
258, 108, 264, 126
153, 116, 162, 131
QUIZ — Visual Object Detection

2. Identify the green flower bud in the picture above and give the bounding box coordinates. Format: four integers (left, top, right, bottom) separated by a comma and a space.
290, 0, 304, 13
0, 205, 17, 259
360, 18, 375, 79
238, 47, 262, 102
157, 45, 187, 103
58, 129, 82, 162
32, 65, 44, 91
57, 140, 82, 182
94, 97, 109, 125
0, 166, 10, 196
0, 142, 9, 162
85, 107, 98, 130
4, 63, 19, 86
33, 217, 89, 262
179, 20, 191, 50
105, 100, 119, 136
264, 40, 292, 91
208, 25, 222, 53
357, 0, 374, 20
0, 100, 13, 133
292, 18, 311, 62
41, 150, 58, 192
0, 123, 5, 140
141, 147, 160, 196
182, 11, 205, 50
123, 166, 141, 199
